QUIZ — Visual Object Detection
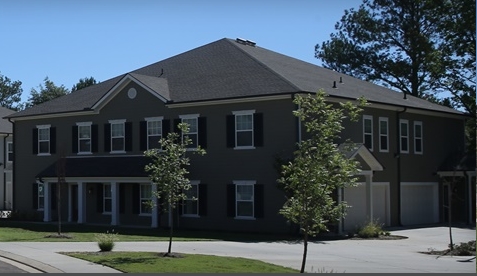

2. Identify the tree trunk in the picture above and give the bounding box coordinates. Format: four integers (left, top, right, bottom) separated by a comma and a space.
300, 232, 308, 273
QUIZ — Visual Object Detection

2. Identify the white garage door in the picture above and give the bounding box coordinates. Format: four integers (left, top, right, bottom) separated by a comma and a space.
401, 182, 439, 225
343, 183, 390, 232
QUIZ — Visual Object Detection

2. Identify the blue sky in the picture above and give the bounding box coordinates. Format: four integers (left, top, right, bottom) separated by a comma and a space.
1, 0, 363, 103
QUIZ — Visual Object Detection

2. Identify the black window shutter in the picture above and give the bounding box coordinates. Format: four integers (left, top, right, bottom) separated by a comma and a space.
198, 117, 207, 149
72, 126, 78, 153
104, 124, 111, 152
97, 184, 103, 213
254, 113, 264, 147
125, 122, 133, 151
119, 184, 125, 214
132, 184, 140, 214
162, 119, 171, 138
173, 119, 181, 133
226, 184, 236, 217
226, 115, 235, 148
51, 183, 57, 210
140, 121, 147, 151
198, 183, 207, 216
91, 125, 98, 152
32, 129, 38, 154
50, 127, 56, 154
32, 183, 38, 209
254, 184, 264, 218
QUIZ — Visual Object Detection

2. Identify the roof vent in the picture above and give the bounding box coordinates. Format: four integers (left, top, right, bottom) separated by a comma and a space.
236, 38, 256, 47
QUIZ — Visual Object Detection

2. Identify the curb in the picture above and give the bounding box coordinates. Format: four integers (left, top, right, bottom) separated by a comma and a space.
0, 250, 64, 273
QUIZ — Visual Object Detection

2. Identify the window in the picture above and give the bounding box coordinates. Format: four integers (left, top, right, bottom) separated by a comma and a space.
103, 184, 112, 213
363, 115, 373, 151
234, 110, 254, 148
37, 183, 44, 210
38, 125, 50, 154
109, 120, 125, 152
179, 114, 199, 149
414, 121, 423, 154
379, 117, 389, 152
77, 122, 92, 153
235, 181, 254, 218
6, 142, 13, 162
146, 117, 163, 150
183, 181, 199, 216
140, 184, 152, 214
400, 119, 409, 153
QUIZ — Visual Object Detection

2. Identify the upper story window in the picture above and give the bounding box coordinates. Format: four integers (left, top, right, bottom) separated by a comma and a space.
6, 141, 13, 162
414, 121, 423, 154
379, 117, 389, 152
140, 183, 152, 215
76, 122, 92, 154
146, 117, 163, 150
183, 181, 199, 216
179, 114, 199, 149
400, 119, 409, 154
227, 110, 263, 150
108, 119, 126, 153
33, 125, 55, 156
363, 115, 373, 151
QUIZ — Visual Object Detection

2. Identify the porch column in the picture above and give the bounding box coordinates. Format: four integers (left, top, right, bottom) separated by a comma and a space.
43, 182, 51, 222
365, 173, 373, 222
151, 183, 158, 228
111, 182, 119, 226
67, 183, 72, 222
77, 182, 86, 223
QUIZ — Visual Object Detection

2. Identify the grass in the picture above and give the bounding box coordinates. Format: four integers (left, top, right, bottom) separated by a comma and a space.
63, 251, 299, 273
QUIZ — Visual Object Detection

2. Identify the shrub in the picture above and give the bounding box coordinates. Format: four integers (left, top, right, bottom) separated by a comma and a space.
356, 220, 389, 238
95, 230, 119, 252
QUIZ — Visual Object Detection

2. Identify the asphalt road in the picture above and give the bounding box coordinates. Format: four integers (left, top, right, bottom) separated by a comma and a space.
0, 256, 40, 273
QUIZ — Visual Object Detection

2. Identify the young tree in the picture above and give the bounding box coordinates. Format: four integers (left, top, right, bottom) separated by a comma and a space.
278, 90, 367, 273
71, 77, 98, 92
25, 76, 70, 108
0, 72, 23, 111
144, 122, 205, 256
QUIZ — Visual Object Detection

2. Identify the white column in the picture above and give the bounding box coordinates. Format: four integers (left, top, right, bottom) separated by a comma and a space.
365, 174, 373, 222
67, 183, 72, 222
77, 182, 85, 223
43, 182, 51, 222
151, 183, 158, 228
111, 182, 119, 226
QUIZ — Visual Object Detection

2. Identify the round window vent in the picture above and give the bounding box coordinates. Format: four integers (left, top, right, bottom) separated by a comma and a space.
128, 88, 137, 99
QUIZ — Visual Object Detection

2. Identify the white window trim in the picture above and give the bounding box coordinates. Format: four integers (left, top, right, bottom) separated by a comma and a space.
139, 183, 152, 216
233, 180, 256, 220
76, 122, 92, 155
6, 141, 13, 163
378, 117, 389, 153
363, 115, 373, 151
182, 180, 200, 217
36, 125, 51, 156
414, 121, 423, 155
103, 184, 112, 214
145, 117, 164, 150
109, 119, 126, 154
232, 110, 255, 150
179, 114, 199, 151
400, 119, 409, 154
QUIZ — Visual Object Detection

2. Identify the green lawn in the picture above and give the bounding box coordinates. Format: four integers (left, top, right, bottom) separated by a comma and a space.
63, 251, 299, 273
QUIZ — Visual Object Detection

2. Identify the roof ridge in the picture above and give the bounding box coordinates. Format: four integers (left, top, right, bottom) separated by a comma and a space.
225, 38, 301, 92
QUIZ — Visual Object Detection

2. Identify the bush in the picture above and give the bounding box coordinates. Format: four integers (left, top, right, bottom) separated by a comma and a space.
356, 220, 389, 238
95, 230, 119, 252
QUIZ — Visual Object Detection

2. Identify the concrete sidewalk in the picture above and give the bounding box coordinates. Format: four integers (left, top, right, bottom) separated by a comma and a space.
0, 225, 474, 273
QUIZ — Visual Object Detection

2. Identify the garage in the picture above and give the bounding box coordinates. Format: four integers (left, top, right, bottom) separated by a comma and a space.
400, 182, 439, 225
342, 182, 390, 232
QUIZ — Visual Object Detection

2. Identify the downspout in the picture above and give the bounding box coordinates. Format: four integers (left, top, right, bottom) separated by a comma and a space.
396, 107, 407, 226
7, 118, 14, 211
3, 132, 9, 210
